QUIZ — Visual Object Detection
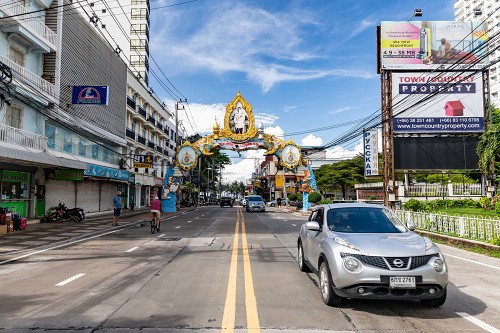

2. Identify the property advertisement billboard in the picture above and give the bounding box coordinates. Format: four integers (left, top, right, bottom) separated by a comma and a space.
380, 21, 488, 70
392, 72, 484, 133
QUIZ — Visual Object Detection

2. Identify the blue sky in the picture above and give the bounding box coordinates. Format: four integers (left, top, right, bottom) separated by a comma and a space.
148, 0, 455, 182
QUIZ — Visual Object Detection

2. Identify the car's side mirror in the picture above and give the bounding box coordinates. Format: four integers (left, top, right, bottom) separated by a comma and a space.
306, 221, 321, 231
406, 221, 416, 231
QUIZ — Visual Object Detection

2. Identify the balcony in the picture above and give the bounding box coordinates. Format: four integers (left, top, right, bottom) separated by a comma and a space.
0, 54, 55, 101
164, 149, 170, 156
138, 106, 147, 118
148, 141, 155, 149
0, 0, 57, 52
156, 146, 163, 153
126, 128, 136, 140
127, 96, 136, 110
157, 123, 163, 131
0, 124, 47, 150
147, 115, 156, 126
137, 135, 146, 145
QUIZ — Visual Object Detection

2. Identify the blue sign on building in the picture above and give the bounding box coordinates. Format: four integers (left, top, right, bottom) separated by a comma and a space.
84, 164, 128, 181
71, 86, 109, 105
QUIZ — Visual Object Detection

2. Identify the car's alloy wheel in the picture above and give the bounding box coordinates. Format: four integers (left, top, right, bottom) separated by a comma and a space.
319, 261, 342, 306
298, 243, 311, 272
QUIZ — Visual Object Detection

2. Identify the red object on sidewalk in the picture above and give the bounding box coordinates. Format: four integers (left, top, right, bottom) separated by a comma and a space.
21, 218, 27, 230
9, 220, 13, 232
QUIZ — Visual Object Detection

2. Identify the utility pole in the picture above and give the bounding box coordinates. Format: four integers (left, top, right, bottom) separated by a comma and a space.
175, 99, 187, 156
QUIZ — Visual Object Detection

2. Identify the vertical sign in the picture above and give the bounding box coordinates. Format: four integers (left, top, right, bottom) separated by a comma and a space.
364, 129, 379, 176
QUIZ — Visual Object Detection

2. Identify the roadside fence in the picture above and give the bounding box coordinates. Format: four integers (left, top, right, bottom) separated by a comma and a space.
394, 209, 500, 243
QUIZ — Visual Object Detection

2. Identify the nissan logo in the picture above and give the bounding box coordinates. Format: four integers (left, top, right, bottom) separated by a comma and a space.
393, 259, 404, 267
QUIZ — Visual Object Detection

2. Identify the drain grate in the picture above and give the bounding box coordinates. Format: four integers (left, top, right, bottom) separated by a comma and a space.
157, 237, 182, 241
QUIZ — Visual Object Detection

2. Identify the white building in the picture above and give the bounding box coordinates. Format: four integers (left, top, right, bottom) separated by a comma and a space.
454, 0, 500, 106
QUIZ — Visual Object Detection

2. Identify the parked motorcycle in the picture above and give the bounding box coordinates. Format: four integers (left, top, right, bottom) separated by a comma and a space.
42, 201, 85, 222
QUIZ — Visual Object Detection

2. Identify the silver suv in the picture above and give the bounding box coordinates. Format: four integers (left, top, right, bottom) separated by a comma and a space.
245, 195, 266, 212
298, 203, 448, 307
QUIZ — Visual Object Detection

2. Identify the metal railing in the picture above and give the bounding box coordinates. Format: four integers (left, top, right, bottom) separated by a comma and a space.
394, 209, 500, 243
147, 141, 155, 149
138, 106, 147, 118
405, 183, 482, 198
0, 0, 57, 46
126, 128, 136, 140
126, 96, 136, 109
0, 54, 55, 98
137, 135, 146, 145
0, 124, 47, 150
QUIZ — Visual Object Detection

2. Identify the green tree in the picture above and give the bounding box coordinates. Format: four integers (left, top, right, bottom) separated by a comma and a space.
308, 191, 322, 203
477, 105, 500, 174
315, 154, 365, 200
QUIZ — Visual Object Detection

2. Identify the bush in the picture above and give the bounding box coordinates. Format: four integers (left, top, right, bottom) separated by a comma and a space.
495, 201, 500, 215
404, 199, 424, 211
318, 199, 332, 204
491, 237, 500, 246
479, 197, 492, 209
297, 192, 303, 202
308, 191, 322, 203
288, 193, 297, 201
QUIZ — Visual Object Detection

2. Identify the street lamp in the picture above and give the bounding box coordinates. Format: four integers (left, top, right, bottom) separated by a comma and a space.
407, 9, 422, 21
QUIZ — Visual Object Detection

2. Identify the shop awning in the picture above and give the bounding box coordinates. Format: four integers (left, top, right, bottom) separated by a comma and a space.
0, 145, 88, 170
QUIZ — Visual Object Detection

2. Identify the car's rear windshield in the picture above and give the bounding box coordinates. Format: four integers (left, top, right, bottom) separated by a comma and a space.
248, 196, 263, 201
326, 207, 407, 233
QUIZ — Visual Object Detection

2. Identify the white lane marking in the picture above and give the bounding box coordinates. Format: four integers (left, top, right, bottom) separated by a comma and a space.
284, 220, 288, 221
0, 228, 124, 265
292, 224, 297, 227
457, 312, 500, 333
187, 220, 192, 223
157, 234, 166, 238
56, 273, 85, 286
444, 253, 500, 270
125, 247, 138, 253
176, 226, 181, 229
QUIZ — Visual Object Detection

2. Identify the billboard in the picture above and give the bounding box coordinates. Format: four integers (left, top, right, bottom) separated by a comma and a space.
363, 129, 379, 176
394, 137, 479, 170
380, 21, 488, 70
392, 72, 484, 133
71, 86, 109, 105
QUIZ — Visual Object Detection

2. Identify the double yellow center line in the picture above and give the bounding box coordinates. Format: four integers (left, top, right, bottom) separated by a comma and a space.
221, 207, 260, 332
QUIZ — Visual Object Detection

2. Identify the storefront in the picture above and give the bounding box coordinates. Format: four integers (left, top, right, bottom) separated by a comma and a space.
0, 170, 31, 217
75, 164, 129, 213
128, 173, 136, 209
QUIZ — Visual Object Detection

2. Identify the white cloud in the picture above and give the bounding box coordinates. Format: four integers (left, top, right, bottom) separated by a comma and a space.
264, 126, 285, 138
301, 134, 323, 146
284, 106, 296, 113
151, 2, 374, 93
255, 113, 278, 126
347, 17, 377, 40
329, 106, 355, 114
223, 150, 265, 184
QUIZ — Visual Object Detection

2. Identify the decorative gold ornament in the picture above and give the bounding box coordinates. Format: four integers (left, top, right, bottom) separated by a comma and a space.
176, 141, 198, 171
220, 91, 258, 142
280, 141, 302, 169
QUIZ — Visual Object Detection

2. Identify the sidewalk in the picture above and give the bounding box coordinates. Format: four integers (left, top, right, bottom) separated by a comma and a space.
0, 207, 196, 261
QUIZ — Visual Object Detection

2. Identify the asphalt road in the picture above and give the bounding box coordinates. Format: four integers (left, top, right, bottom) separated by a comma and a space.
0, 206, 499, 332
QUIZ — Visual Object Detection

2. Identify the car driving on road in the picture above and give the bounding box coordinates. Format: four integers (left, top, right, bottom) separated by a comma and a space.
297, 203, 448, 307
220, 196, 233, 207
245, 195, 266, 212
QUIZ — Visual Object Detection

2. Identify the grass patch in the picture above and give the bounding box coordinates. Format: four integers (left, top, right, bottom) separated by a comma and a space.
425, 234, 500, 258
432, 207, 500, 218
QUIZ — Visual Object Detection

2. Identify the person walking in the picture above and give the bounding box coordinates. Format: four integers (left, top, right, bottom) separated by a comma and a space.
277, 197, 282, 210
112, 190, 123, 226
151, 196, 162, 231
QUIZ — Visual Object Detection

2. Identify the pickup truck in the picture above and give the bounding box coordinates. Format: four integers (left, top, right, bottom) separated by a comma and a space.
220, 196, 233, 207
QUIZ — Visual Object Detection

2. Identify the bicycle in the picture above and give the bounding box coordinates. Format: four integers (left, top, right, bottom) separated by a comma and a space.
150, 211, 160, 234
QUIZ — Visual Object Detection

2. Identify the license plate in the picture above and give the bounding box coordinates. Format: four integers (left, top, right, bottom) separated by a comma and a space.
389, 276, 416, 289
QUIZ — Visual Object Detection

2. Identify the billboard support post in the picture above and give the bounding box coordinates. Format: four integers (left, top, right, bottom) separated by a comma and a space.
381, 70, 396, 208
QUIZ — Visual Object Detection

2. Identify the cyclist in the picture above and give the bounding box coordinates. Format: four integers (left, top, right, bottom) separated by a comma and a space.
151, 196, 162, 231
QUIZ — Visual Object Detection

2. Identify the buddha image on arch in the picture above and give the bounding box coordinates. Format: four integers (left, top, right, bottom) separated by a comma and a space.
230, 103, 249, 134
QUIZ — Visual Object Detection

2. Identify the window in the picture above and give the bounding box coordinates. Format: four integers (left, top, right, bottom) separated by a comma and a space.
92, 145, 99, 159
131, 122, 136, 132
131, 8, 148, 20
130, 39, 148, 52
132, 0, 148, 4
46, 123, 56, 149
131, 23, 148, 35
9, 45, 25, 67
5, 105, 22, 128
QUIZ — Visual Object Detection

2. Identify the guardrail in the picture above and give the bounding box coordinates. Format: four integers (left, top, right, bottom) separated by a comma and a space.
394, 209, 500, 243
0, 124, 48, 150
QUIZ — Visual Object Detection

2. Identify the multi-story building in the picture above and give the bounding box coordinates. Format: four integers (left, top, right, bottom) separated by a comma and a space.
125, 70, 174, 208
0, 0, 90, 219
454, 0, 500, 105
78, 0, 150, 85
